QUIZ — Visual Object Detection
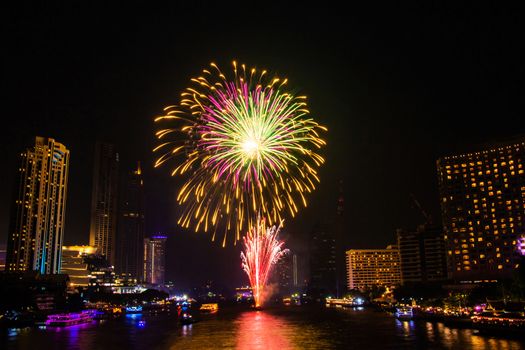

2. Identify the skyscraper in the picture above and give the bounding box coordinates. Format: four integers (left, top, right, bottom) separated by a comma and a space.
309, 222, 337, 296
89, 142, 119, 266
143, 235, 167, 285
116, 162, 145, 281
6, 137, 70, 274
437, 138, 525, 281
396, 224, 447, 284
276, 252, 293, 295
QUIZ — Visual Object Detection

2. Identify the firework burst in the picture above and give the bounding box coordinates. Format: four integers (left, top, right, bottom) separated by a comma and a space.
240, 217, 288, 307
154, 61, 326, 245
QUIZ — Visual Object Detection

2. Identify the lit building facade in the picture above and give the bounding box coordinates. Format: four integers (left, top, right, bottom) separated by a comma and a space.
346, 245, 401, 291
89, 142, 119, 266
6, 137, 70, 274
144, 235, 167, 285
84, 254, 116, 292
116, 162, 145, 281
396, 225, 447, 284
60, 245, 97, 287
0, 243, 6, 271
437, 139, 525, 281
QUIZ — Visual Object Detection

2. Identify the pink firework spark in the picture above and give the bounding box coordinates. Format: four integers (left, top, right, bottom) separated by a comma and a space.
241, 217, 288, 308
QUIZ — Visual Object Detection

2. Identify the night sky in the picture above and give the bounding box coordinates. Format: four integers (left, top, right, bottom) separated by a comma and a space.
2, 2, 525, 289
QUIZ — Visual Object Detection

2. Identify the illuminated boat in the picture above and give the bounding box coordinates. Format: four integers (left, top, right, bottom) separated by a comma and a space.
125, 305, 143, 313
180, 312, 195, 325
394, 306, 413, 321
199, 303, 218, 314
45, 310, 95, 327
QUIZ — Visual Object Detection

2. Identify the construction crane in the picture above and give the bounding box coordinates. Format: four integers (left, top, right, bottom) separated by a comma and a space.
409, 193, 432, 225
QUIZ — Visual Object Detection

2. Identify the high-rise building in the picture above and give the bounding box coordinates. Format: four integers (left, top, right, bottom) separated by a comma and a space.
6, 137, 69, 274
0, 243, 6, 271
292, 254, 298, 287
89, 142, 119, 266
143, 235, 167, 285
437, 139, 525, 281
346, 245, 401, 291
116, 162, 145, 281
397, 225, 447, 284
309, 223, 337, 295
60, 245, 97, 287
276, 252, 293, 295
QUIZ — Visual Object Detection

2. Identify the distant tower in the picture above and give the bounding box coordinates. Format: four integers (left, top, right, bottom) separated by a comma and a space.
116, 162, 145, 281
337, 180, 344, 216
89, 142, 119, 266
292, 254, 298, 287
335, 180, 346, 297
144, 235, 167, 285
6, 137, 70, 274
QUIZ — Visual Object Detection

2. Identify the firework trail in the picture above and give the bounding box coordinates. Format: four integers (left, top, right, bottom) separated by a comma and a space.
154, 61, 326, 245
240, 216, 288, 307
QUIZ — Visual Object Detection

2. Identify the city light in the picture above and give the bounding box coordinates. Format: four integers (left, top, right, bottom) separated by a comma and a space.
125, 306, 143, 313
517, 236, 525, 256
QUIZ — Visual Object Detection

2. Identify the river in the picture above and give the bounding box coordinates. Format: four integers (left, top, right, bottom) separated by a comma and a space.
3, 305, 525, 349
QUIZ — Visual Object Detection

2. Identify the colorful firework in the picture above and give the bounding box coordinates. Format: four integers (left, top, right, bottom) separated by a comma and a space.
154, 61, 326, 245
240, 217, 288, 307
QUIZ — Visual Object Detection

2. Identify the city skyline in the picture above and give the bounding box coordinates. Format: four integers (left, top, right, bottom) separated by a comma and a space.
2, 3, 525, 289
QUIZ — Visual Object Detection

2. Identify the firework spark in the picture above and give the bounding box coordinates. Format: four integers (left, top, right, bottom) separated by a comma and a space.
154, 61, 326, 245
240, 217, 288, 307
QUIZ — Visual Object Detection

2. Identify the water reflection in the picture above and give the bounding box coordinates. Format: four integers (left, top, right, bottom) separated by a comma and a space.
181, 324, 192, 337
235, 311, 294, 350
395, 318, 525, 350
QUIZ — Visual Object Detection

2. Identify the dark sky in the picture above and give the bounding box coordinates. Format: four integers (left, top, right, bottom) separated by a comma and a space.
2, 2, 525, 289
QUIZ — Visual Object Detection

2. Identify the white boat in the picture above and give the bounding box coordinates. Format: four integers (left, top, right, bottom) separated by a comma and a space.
394, 306, 413, 321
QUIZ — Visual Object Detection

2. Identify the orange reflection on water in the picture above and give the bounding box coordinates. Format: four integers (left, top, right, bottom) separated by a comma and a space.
236, 311, 294, 350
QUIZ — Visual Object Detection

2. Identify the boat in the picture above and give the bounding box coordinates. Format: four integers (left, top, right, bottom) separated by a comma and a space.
45, 310, 95, 327
199, 303, 218, 314
180, 312, 195, 325
394, 306, 414, 321
125, 305, 143, 313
